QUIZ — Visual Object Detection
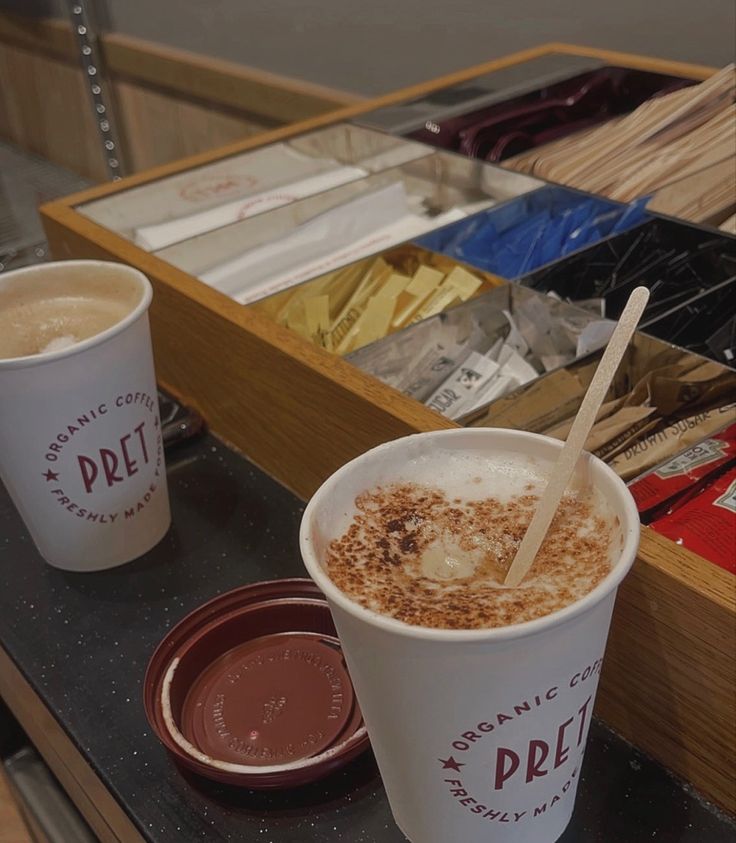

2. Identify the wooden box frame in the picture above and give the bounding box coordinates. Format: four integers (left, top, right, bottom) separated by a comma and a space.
41, 44, 735, 812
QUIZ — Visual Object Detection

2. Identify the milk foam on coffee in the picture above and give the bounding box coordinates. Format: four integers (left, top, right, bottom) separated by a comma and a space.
324, 449, 616, 629
0, 267, 141, 360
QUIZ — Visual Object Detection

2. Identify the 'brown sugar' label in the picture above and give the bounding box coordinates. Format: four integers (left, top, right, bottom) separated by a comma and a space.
629, 421, 736, 518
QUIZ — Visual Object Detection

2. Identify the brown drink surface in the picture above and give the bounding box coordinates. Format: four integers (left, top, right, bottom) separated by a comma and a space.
0, 265, 141, 360
325, 482, 614, 629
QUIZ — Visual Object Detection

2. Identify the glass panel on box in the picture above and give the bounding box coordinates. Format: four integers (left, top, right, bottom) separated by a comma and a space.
415, 185, 650, 279
517, 217, 736, 364
347, 283, 613, 422
248, 244, 506, 354
465, 331, 736, 483
149, 149, 542, 305
354, 53, 606, 134
357, 56, 697, 167
76, 125, 435, 247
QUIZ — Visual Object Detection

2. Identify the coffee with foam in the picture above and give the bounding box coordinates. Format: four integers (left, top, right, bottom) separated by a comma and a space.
0, 264, 142, 360
324, 449, 616, 629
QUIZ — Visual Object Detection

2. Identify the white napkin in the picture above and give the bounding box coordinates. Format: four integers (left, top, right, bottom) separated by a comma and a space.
198, 182, 466, 305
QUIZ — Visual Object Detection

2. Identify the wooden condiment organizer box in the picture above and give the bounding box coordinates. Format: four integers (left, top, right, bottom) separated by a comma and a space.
41, 44, 735, 812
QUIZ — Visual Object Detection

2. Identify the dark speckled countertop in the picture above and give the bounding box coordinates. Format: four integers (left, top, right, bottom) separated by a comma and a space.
1, 433, 734, 842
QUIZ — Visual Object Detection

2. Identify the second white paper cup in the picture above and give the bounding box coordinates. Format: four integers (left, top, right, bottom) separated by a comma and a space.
300, 428, 640, 843
0, 261, 170, 571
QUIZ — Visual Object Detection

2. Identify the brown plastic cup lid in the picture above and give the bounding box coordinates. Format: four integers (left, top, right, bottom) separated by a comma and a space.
143, 578, 370, 788
183, 632, 354, 767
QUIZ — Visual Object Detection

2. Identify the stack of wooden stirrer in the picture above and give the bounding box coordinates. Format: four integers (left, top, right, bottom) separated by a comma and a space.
506, 65, 735, 215
646, 157, 736, 225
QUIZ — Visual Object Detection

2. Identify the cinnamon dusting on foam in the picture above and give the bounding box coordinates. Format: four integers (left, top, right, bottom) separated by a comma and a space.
325, 483, 613, 630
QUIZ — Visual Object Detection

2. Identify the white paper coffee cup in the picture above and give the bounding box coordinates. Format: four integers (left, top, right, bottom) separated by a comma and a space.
0, 261, 171, 571
300, 428, 640, 843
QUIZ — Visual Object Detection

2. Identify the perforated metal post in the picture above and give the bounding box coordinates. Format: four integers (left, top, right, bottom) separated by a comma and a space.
66, 0, 126, 180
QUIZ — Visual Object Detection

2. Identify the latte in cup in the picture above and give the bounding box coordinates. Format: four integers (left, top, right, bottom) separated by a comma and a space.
0, 264, 142, 360
324, 448, 616, 629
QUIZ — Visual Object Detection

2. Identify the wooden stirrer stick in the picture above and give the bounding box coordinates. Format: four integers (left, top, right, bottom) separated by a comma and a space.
503, 286, 650, 587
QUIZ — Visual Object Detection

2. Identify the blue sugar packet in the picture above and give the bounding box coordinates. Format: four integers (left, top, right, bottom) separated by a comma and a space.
416, 187, 649, 279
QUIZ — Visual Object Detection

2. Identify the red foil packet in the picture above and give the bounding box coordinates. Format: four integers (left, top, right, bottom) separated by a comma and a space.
629, 422, 736, 521
650, 466, 736, 574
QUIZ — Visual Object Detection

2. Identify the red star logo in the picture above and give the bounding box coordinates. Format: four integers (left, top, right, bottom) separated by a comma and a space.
439, 756, 465, 772
43, 469, 59, 482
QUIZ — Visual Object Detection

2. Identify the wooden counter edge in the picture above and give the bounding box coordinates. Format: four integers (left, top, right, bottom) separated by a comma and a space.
0, 646, 143, 843
0, 763, 34, 843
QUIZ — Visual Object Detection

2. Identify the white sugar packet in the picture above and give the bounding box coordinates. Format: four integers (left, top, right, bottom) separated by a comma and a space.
425, 351, 500, 418
576, 320, 616, 357
426, 340, 540, 421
